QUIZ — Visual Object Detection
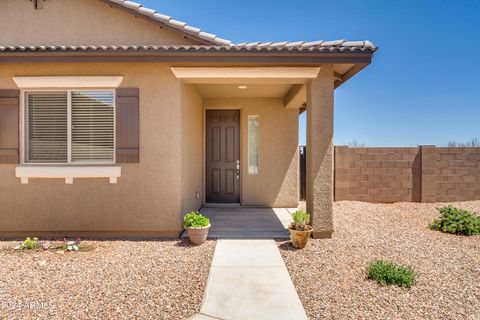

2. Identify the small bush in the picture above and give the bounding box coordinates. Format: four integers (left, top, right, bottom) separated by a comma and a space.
290, 210, 311, 231
183, 211, 210, 228
430, 206, 480, 236
61, 238, 81, 252
367, 260, 416, 288
14, 237, 41, 251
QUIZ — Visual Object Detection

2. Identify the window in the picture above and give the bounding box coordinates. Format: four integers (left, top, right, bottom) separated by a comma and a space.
248, 115, 259, 174
25, 90, 115, 164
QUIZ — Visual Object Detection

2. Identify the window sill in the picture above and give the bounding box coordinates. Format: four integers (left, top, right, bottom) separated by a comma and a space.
15, 166, 121, 184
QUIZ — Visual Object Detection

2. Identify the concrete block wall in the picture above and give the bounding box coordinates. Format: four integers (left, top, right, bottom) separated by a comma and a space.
335, 146, 421, 202
421, 146, 480, 202
334, 146, 480, 203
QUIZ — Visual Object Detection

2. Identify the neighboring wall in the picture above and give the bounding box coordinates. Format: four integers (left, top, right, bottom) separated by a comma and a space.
0, 63, 184, 237
335, 146, 480, 203
421, 146, 480, 202
204, 98, 299, 207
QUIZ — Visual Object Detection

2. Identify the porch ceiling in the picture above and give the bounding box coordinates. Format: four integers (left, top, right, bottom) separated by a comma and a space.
174, 64, 366, 106
196, 83, 292, 98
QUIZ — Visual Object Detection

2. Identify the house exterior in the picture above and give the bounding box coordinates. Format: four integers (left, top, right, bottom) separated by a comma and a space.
0, 0, 376, 238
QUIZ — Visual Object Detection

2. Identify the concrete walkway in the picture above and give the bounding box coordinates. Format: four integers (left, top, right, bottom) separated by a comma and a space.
192, 239, 308, 320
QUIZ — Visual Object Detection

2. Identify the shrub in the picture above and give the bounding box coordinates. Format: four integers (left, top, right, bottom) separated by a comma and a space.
367, 260, 416, 288
14, 237, 41, 251
290, 210, 311, 231
183, 211, 210, 228
62, 238, 81, 252
430, 206, 480, 236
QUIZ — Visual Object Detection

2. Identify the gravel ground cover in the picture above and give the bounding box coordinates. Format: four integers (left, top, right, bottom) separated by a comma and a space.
279, 201, 480, 320
0, 239, 215, 320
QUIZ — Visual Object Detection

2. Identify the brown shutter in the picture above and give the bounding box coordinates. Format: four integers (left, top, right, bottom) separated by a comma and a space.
116, 88, 139, 163
0, 89, 20, 163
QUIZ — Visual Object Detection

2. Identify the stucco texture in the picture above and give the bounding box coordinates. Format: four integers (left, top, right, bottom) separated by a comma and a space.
204, 98, 299, 208
0, 0, 197, 46
181, 85, 204, 214
0, 63, 184, 237
306, 65, 335, 238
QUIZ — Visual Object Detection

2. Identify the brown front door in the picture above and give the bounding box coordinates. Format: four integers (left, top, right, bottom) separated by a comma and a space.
206, 110, 240, 203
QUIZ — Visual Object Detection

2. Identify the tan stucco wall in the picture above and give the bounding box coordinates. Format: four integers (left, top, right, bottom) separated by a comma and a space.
0, 63, 184, 237
0, 0, 197, 46
181, 85, 203, 214
204, 98, 299, 208
306, 65, 334, 238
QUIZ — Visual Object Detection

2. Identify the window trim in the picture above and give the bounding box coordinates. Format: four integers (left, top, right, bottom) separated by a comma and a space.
247, 115, 260, 175
20, 88, 116, 166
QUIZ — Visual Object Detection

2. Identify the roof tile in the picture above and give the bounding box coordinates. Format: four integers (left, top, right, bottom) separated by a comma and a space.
122, 1, 142, 10
137, 7, 156, 16
0, 43, 377, 53
152, 13, 171, 22
106, 0, 232, 46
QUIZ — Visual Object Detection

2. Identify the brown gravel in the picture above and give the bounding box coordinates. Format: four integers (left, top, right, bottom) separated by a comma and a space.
279, 201, 480, 320
0, 239, 215, 320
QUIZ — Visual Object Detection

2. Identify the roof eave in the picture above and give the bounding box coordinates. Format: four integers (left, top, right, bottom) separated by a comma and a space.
0, 50, 374, 65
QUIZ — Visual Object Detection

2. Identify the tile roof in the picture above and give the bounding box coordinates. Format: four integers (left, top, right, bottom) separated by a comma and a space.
105, 0, 232, 46
102, 1, 377, 52
0, 1, 377, 54
0, 41, 376, 53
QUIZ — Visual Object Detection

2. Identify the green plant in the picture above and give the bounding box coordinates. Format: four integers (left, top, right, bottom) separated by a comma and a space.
14, 237, 41, 251
290, 210, 311, 231
367, 260, 416, 288
183, 211, 210, 228
430, 206, 480, 236
61, 238, 81, 252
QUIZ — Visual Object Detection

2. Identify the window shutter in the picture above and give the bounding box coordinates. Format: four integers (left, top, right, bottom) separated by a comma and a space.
71, 91, 115, 163
0, 89, 20, 163
26, 93, 68, 163
115, 88, 139, 163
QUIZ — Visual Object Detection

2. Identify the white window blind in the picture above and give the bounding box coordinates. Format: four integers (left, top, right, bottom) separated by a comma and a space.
248, 115, 259, 174
25, 90, 115, 164
71, 91, 115, 162
27, 93, 68, 163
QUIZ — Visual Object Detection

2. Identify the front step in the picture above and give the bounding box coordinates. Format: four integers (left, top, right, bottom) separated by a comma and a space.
181, 230, 290, 239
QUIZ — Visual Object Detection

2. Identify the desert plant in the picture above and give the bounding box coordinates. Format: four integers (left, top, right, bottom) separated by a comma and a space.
367, 260, 416, 288
290, 210, 311, 231
14, 237, 41, 251
430, 206, 480, 235
183, 211, 210, 228
61, 238, 81, 251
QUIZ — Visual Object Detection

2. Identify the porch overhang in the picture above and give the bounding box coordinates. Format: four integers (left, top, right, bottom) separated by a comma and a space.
170, 67, 321, 84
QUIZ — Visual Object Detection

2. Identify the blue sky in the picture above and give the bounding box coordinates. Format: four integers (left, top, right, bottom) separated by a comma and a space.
143, 0, 480, 146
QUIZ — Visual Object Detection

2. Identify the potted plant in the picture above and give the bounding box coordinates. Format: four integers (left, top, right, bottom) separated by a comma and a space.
289, 210, 313, 249
183, 211, 211, 245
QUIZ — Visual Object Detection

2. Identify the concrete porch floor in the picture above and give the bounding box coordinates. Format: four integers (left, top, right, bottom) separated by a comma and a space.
181, 207, 297, 239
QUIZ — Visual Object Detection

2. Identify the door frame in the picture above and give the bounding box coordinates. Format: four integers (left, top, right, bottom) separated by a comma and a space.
203, 106, 242, 205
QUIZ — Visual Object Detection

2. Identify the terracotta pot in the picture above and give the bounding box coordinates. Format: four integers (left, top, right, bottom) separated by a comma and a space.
187, 225, 210, 245
289, 225, 313, 249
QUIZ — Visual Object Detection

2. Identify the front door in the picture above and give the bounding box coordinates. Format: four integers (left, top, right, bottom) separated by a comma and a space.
206, 110, 240, 203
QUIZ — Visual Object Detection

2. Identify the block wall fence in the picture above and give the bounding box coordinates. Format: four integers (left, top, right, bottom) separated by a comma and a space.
334, 146, 480, 203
